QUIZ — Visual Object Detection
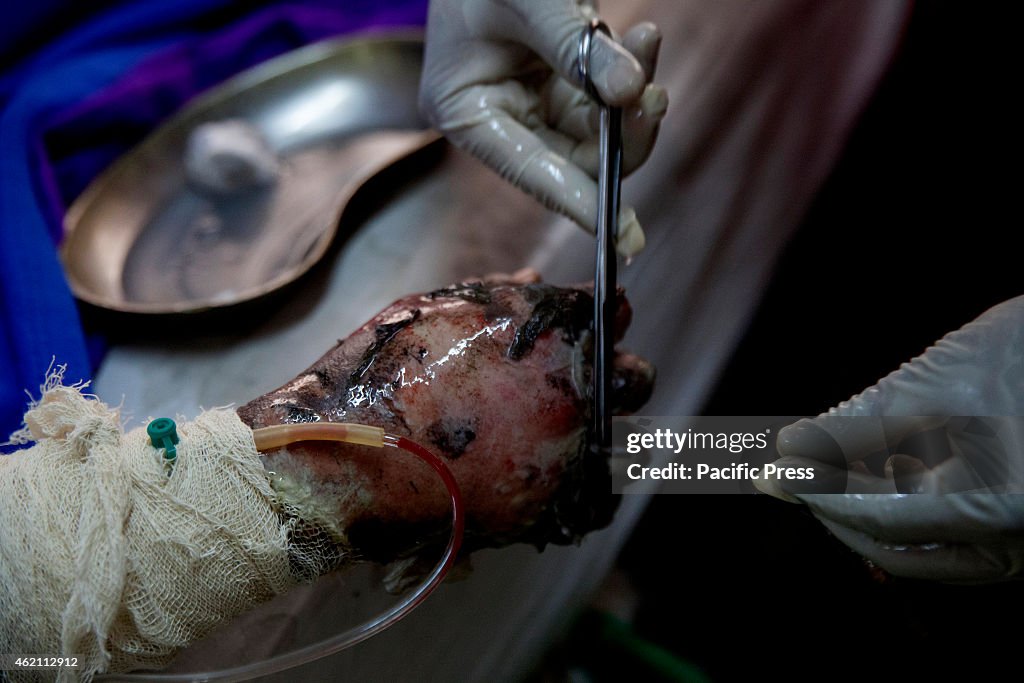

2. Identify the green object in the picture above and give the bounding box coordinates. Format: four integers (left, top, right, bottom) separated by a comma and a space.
147, 418, 179, 459
595, 612, 712, 683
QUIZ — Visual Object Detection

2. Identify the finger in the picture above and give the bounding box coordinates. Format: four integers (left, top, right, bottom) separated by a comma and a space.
439, 87, 645, 256
888, 449, 1008, 495
772, 436, 1016, 499
545, 82, 668, 176
886, 453, 934, 493
757, 454, 899, 500
476, 0, 648, 107
779, 413, 1022, 490
543, 78, 600, 152
779, 448, 1010, 498
758, 450, 1008, 499
619, 84, 668, 173
753, 453, 857, 502
817, 517, 1024, 582
777, 415, 948, 466
621, 22, 661, 80
798, 493, 1024, 544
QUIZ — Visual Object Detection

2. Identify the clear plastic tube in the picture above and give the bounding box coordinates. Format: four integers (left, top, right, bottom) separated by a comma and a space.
251, 422, 386, 450
95, 423, 464, 683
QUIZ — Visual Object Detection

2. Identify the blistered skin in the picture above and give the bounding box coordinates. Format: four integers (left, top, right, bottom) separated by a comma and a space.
237, 279, 653, 560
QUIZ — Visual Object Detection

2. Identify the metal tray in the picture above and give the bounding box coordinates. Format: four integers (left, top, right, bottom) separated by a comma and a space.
61, 31, 438, 315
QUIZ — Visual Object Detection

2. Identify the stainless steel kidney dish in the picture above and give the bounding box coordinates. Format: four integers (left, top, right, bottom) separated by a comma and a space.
61, 32, 438, 315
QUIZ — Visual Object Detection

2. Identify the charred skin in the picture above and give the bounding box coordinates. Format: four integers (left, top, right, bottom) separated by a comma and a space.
237, 279, 654, 565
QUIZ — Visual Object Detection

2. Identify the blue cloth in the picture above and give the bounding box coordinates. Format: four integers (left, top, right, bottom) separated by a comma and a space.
1, 1, 426, 448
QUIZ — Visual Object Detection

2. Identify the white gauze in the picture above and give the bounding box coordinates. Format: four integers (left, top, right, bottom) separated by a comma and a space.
1, 376, 295, 681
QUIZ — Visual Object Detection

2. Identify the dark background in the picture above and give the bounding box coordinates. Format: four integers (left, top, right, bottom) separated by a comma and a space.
7, 2, 1017, 680
543, 3, 1021, 681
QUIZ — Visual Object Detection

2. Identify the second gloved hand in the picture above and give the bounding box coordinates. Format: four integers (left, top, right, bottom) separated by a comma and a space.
759, 295, 1024, 582
419, 0, 668, 257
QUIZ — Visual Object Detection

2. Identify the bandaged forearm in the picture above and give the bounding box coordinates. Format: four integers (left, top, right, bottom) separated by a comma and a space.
1, 382, 294, 680
1, 278, 654, 680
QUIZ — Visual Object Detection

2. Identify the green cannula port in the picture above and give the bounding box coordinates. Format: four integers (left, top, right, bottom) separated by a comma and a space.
147, 417, 179, 459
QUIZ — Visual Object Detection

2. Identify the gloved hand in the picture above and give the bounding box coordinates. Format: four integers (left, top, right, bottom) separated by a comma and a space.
420, 0, 668, 257
758, 295, 1024, 582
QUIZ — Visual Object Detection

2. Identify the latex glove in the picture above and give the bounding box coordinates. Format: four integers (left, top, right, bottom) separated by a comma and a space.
420, 0, 668, 257
759, 295, 1024, 582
